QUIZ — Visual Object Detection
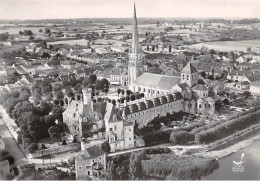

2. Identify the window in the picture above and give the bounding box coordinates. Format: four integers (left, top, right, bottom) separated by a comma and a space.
187, 74, 189, 80
129, 138, 131, 140
199, 104, 201, 109
144, 88, 146, 92
87, 171, 90, 175
114, 125, 117, 131
78, 166, 82, 170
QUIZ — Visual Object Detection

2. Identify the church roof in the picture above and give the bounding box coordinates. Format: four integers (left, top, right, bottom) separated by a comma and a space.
181, 62, 197, 74
177, 83, 189, 90
192, 84, 208, 91
131, 2, 139, 54
134, 73, 180, 91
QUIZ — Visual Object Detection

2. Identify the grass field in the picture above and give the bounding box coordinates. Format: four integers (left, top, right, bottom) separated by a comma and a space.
48, 39, 90, 46
184, 39, 260, 53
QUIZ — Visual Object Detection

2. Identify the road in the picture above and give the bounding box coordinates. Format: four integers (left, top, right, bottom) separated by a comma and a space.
0, 118, 28, 167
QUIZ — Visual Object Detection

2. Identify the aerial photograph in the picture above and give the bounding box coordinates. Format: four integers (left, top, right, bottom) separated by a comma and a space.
0, 0, 260, 182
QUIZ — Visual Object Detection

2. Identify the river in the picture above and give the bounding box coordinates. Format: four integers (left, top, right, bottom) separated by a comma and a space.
203, 141, 260, 180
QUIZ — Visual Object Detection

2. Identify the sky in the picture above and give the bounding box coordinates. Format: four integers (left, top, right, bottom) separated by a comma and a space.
0, 0, 260, 20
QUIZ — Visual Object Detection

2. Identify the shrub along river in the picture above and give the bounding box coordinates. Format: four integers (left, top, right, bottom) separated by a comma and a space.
203, 141, 260, 180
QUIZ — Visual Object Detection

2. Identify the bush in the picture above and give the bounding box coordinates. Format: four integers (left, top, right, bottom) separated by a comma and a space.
195, 108, 260, 144
101, 141, 111, 153
27, 143, 38, 153
0, 150, 14, 164
143, 129, 172, 146
170, 131, 194, 145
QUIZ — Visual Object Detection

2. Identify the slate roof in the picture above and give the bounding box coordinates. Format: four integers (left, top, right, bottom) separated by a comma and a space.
122, 92, 183, 115
134, 73, 180, 91
78, 146, 105, 160
23, 74, 35, 84
63, 100, 84, 116
181, 62, 198, 74
192, 84, 208, 91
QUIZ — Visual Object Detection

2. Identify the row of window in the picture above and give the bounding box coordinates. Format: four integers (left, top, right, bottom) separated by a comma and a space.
128, 103, 181, 119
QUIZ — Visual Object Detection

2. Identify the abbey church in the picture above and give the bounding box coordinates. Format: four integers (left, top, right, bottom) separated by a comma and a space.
63, 3, 217, 153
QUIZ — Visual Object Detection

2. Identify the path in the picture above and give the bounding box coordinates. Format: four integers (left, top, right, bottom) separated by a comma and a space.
0, 118, 28, 167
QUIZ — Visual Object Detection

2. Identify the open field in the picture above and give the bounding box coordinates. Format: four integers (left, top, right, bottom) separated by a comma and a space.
48, 39, 90, 46
0, 27, 60, 35
184, 39, 260, 53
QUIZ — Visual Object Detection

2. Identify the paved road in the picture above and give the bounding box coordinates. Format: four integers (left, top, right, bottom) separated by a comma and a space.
0, 118, 28, 167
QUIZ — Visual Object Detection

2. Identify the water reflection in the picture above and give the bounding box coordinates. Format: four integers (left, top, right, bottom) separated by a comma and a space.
203, 141, 260, 180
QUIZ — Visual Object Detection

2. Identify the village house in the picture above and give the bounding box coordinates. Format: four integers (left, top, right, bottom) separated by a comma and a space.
60, 60, 77, 70
0, 67, 7, 77
75, 146, 106, 180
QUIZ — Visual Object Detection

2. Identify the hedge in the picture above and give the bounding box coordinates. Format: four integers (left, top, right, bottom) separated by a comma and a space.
195, 107, 260, 144
143, 129, 172, 146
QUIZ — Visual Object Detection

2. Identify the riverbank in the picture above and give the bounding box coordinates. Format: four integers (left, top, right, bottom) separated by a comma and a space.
197, 132, 260, 159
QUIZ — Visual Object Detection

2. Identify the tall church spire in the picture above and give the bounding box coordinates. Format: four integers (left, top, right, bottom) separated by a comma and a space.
132, 2, 139, 54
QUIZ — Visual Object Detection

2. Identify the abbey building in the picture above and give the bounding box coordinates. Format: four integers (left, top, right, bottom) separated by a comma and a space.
63, 3, 217, 153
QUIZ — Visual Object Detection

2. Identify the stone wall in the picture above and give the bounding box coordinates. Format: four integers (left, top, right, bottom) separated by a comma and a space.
28, 143, 80, 158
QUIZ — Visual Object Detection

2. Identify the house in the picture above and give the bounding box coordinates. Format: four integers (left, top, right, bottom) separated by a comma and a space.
60, 61, 77, 70
109, 68, 128, 86
19, 74, 35, 86
21, 65, 36, 75
250, 83, 260, 95
75, 146, 106, 180
26, 43, 37, 53
4, 83, 21, 92
0, 67, 7, 76
236, 56, 245, 64
210, 82, 225, 95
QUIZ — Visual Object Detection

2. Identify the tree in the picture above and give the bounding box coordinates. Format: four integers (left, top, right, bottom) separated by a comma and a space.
101, 141, 111, 153
53, 83, 62, 92
100, 78, 109, 90
89, 74, 97, 85
0, 33, 8, 41
104, 87, 109, 93
129, 151, 145, 180
121, 90, 125, 96
95, 79, 102, 90
126, 90, 131, 96
130, 94, 136, 101
27, 143, 38, 153
0, 150, 14, 164
170, 131, 192, 145
45, 28, 51, 34
48, 126, 61, 142
55, 91, 63, 100
39, 29, 43, 33
12, 101, 36, 121
41, 52, 51, 59
112, 99, 116, 105
52, 107, 64, 122
117, 88, 121, 96
65, 87, 74, 97
209, 49, 216, 54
